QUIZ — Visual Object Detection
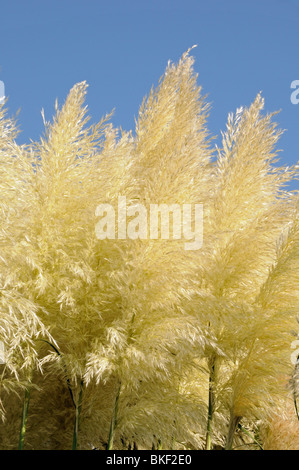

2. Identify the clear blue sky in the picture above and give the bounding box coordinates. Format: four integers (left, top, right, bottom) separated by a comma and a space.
0, 0, 298, 188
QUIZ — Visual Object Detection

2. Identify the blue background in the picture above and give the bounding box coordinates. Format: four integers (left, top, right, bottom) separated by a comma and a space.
0, 0, 298, 188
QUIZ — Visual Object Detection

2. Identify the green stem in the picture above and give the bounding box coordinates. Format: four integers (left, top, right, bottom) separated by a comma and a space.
72, 380, 84, 450
170, 427, 176, 450
225, 414, 241, 450
18, 387, 31, 450
157, 439, 163, 450
205, 358, 215, 450
106, 382, 121, 450
237, 423, 263, 450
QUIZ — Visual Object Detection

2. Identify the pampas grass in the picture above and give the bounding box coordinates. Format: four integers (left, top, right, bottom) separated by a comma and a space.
0, 49, 298, 450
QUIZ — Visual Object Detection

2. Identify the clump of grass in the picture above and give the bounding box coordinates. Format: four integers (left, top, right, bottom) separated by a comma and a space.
0, 49, 298, 450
